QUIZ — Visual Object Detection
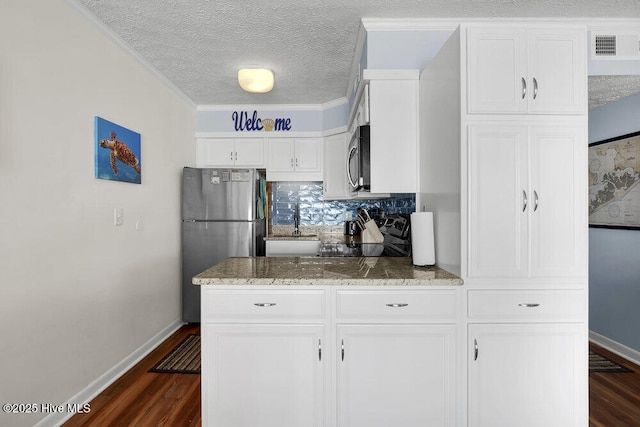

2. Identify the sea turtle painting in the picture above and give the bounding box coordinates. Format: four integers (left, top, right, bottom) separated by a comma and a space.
99, 131, 141, 175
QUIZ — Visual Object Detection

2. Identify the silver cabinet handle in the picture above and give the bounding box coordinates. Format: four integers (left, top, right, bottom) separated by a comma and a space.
318, 339, 322, 361
534, 190, 539, 212
290, 158, 294, 168
518, 303, 541, 307
522, 190, 528, 212
533, 77, 538, 100
234, 151, 238, 161
254, 303, 277, 307
521, 77, 527, 99
474, 339, 478, 361
341, 339, 345, 362
386, 303, 408, 308
230, 151, 234, 161
295, 158, 298, 167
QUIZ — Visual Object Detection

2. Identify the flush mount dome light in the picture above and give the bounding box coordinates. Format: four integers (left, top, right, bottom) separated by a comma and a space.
238, 68, 274, 93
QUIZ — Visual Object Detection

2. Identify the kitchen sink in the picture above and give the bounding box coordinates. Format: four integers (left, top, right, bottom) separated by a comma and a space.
266, 239, 321, 256
270, 234, 318, 239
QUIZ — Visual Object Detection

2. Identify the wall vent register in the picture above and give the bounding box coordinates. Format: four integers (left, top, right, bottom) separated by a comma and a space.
592, 32, 640, 59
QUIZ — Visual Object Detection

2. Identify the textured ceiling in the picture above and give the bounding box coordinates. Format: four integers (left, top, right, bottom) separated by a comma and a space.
73, 0, 640, 106
589, 75, 640, 110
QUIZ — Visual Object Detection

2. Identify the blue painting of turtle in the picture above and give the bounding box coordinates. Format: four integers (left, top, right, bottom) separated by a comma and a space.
94, 116, 141, 184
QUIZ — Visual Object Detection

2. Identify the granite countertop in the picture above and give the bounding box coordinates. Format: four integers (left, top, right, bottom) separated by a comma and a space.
193, 257, 463, 286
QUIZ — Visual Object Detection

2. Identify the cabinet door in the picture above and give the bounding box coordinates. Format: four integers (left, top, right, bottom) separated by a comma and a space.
268, 138, 295, 173
323, 133, 350, 199
527, 29, 586, 114
295, 138, 323, 174
337, 324, 456, 427
468, 323, 587, 427
234, 138, 265, 167
467, 27, 528, 114
468, 125, 528, 277
529, 126, 587, 277
197, 138, 235, 166
368, 79, 418, 193
202, 324, 326, 427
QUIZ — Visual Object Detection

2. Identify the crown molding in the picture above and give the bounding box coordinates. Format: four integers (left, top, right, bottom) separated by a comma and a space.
363, 17, 640, 32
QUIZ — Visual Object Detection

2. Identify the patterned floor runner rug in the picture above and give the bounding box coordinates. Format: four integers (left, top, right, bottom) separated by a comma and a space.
589, 350, 632, 373
149, 334, 200, 374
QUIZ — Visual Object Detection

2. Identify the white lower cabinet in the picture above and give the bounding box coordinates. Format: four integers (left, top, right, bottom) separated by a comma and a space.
201, 286, 586, 426
337, 324, 456, 427
468, 322, 587, 427
202, 324, 326, 427
201, 287, 457, 427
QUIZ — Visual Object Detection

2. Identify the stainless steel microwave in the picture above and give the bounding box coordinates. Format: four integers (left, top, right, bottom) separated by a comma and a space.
347, 125, 370, 192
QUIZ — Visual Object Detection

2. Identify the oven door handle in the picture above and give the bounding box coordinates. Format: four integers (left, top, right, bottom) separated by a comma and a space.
347, 145, 359, 189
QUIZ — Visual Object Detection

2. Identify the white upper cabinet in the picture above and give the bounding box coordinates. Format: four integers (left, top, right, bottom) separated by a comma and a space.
365, 70, 419, 193
197, 138, 265, 167
267, 138, 323, 181
323, 133, 351, 200
466, 26, 586, 114
467, 122, 587, 280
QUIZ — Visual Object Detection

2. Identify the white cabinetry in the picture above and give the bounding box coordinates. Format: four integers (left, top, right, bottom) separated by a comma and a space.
364, 70, 419, 193
467, 290, 587, 427
467, 27, 586, 114
267, 138, 323, 181
323, 133, 351, 200
201, 289, 328, 427
419, 22, 588, 426
336, 290, 457, 426
197, 138, 265, 167
467, 123, 587, 279
201, 287, 457, 427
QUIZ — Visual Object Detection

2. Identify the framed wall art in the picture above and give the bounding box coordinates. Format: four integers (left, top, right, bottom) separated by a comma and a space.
589, 130, 640, 229
94, 116, 141, 184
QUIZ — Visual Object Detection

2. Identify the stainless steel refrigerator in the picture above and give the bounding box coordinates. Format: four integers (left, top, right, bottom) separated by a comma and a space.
181, 167, 266, 323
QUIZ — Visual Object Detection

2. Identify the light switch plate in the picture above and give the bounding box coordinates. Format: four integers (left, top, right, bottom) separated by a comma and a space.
114, 208, 123, 226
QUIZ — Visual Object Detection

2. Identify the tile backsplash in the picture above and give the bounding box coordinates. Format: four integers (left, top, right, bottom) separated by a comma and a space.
271, 182, 415, 226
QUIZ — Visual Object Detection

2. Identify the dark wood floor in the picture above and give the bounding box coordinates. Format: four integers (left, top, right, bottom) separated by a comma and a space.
65, 325, 640, 426
589, 342, 640, 427
63, 324, 201, 427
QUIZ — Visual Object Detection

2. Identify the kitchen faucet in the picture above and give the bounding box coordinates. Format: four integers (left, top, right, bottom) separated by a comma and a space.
293, 202, 301, 236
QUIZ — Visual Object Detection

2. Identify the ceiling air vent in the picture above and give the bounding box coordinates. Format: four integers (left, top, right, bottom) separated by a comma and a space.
591, 32, 640, 60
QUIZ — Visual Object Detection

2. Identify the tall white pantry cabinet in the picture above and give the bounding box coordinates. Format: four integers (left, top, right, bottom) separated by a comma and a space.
419, 23, 588, 426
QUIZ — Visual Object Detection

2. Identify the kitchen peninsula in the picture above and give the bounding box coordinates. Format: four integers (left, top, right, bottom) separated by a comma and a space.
193, 256, 462, 286
194, 256, 463, 427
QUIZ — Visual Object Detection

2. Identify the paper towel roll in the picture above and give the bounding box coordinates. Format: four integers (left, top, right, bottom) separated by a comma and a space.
410, 212, 435, 266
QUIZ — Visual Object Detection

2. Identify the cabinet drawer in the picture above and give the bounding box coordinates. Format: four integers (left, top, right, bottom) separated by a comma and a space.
202, 289, 326, 321
336, 290, 457, 322
468, 290, 585, 321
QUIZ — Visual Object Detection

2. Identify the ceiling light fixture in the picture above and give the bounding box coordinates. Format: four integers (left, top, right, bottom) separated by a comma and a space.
238, 68, 274, 93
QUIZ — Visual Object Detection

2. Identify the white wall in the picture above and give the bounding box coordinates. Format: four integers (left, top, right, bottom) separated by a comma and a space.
0, 1, 195, 425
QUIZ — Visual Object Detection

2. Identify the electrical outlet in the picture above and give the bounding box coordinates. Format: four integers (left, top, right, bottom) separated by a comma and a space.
114, 208, 123, 226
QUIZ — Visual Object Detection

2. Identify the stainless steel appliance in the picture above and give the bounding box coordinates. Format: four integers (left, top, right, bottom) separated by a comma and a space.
347, 125, 371, 192
181, 167, 266, 322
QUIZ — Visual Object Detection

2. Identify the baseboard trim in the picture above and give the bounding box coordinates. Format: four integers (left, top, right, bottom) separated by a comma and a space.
589, 330, 640, 367
35, 318, 184, 427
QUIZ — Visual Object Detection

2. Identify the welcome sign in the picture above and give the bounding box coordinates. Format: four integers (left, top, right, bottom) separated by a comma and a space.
232, 110, 292, 132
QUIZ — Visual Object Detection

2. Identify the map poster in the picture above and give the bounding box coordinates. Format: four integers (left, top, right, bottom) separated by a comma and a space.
589, 131, 640, 229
